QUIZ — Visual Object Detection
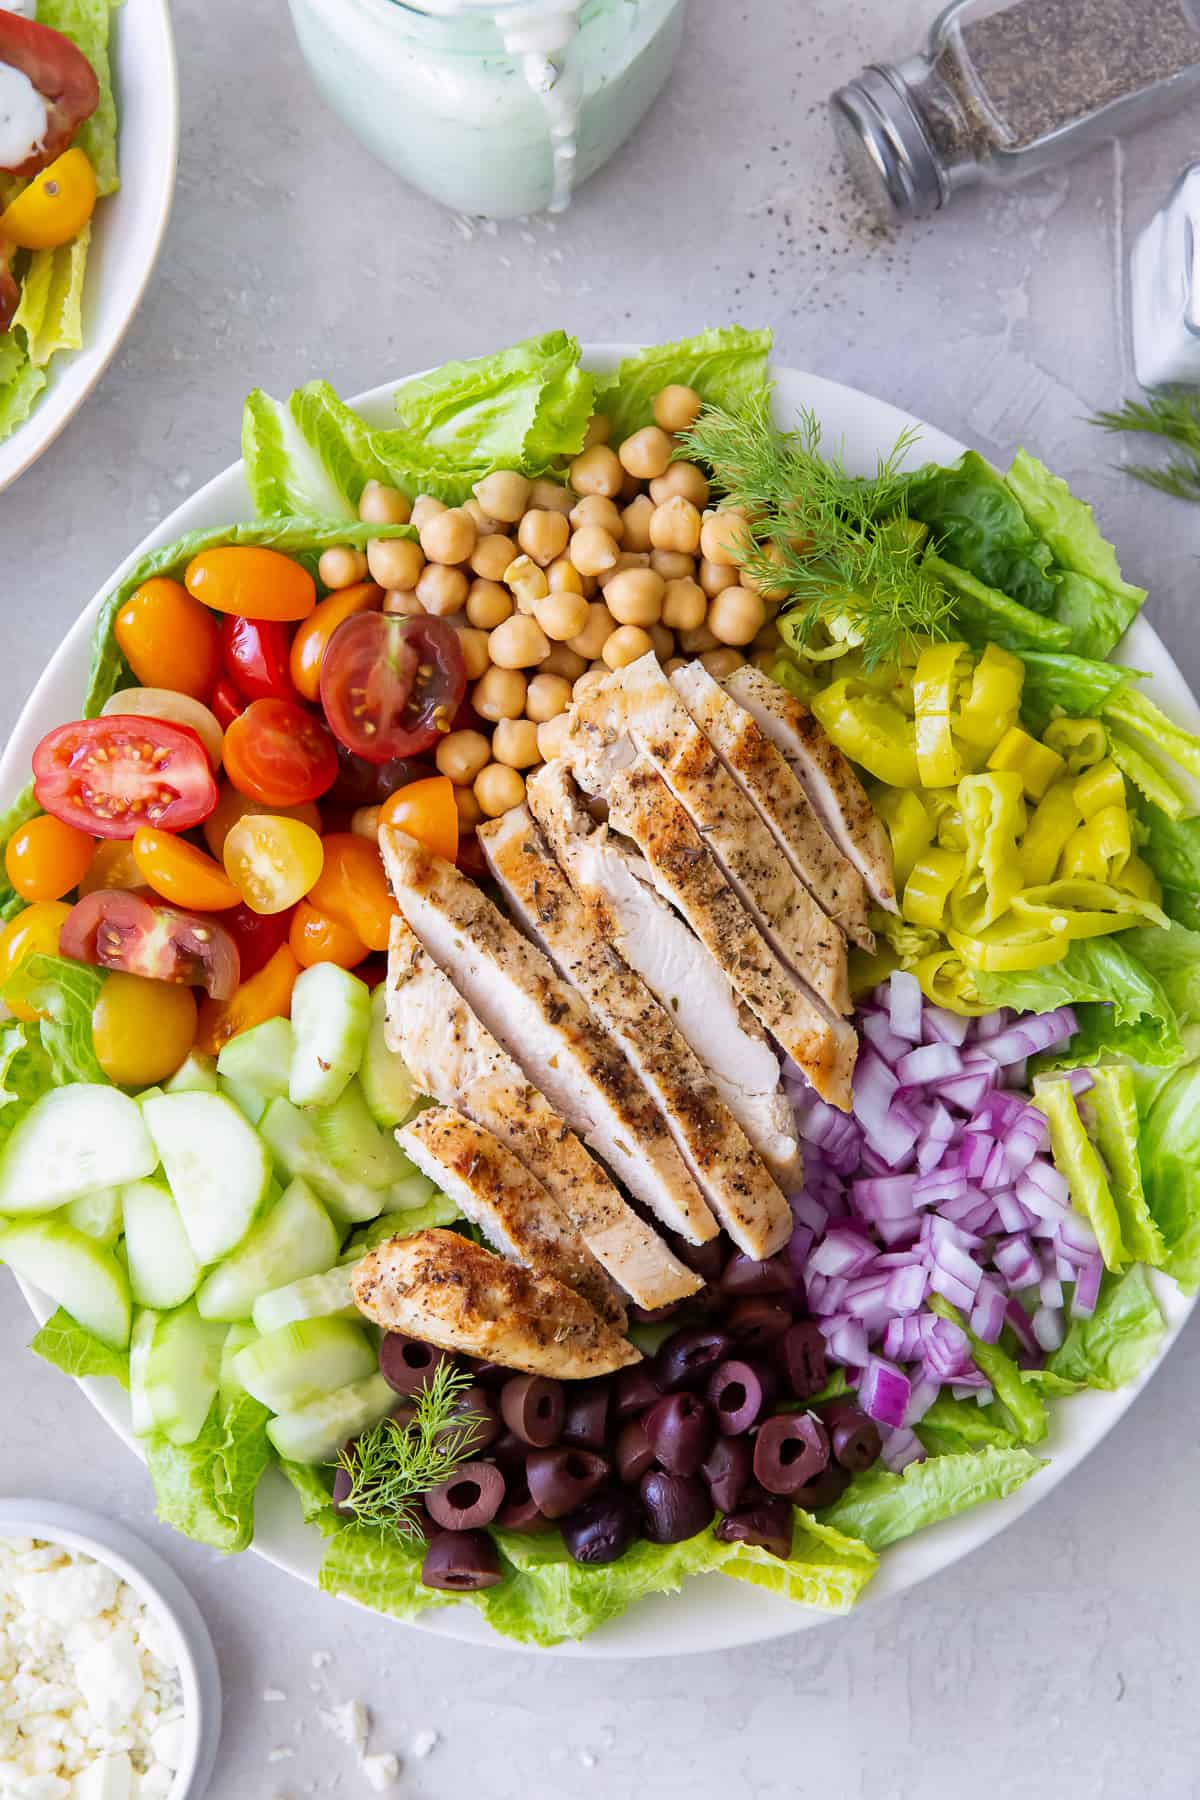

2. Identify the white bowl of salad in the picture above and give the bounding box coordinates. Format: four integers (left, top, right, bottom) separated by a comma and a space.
1, 329, 1199, 1658
0, 0, 178, 492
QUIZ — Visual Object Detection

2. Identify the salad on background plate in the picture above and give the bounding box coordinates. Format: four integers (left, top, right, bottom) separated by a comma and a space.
2, 327, 1200, 1649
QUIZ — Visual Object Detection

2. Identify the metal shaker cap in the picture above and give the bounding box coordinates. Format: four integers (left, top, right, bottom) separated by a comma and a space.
830, 65, 946, 224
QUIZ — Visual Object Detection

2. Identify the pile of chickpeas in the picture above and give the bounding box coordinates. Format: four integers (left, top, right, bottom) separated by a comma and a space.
316, 383, 783, 836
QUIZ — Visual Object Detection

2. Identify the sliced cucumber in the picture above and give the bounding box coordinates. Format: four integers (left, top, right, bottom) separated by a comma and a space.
360, 983, 419, 1128
289, 964, 370, 1108
142, 1092, 272, 1265
138, 1302, 227, 1446
195, 1179, 340, 1322
266, 1371, 395, 1465
387, 1171, 439, 1212
342, 1191, 461, 1258
233, 1316, 376, 1414
129, 1310, 159, 1435
0, 1219, 131, 1349
218, 1074, 268, 1127
164, 1052, 219, 1095
315, 1079, 415, 1190
0, 1086, 157, 1215
136, 1087, 165, 1104
219, 1321, 259, 1404
252, 1264, 357, 1335
217, 1017, 294, 1103
123, 1180, 200, 1311
260, 1098, 384, 1225
64, 1187, 123, 1246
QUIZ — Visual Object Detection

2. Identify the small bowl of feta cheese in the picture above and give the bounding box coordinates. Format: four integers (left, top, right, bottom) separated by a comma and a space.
0, 1499, 221, 1800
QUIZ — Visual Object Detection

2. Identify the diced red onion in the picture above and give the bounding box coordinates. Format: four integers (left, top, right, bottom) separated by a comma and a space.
883, 1262, 928, 1313
874, 1214, 922, 1247
922, 1003, 971, 1047
1033, 1304, 1065, 1352
969, 1276, 1008, 1343
790, 1191, 829, 1235
850, 1175, 919, 1221
820, 1315, 869, 1367
993, 1235, 1040, 1289
903, 1373, 941, 1424
1015, 1165, 1070, 1218
1066, 1068, 1094, 1097
858, 1355, 911, 1428
1071, 1253, 1103, 1318
1004, 1298, 1040, 1354
808, 1225, 877, 1279
887, 970, 923, 1041
972, 1008, 1013, 1041
880, 1425, 926, 1471
862, 1011, 910, 1064
937, 1072, 993, 1113
895, 1042, 964, 1085
976, 1008, 1077, 1067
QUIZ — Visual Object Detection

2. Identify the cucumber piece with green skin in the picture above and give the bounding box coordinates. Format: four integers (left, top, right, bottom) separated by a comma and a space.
140, 1302, 227, 1446
260, 1098, 384, 1225
218, 1074, 268, 1127
64, 1187, 123, 1246
142, 1092, 273, 1265
360, 983, 419, 1129
0, 1086, 157, 1215
386, 1172, 439, 1212
219, 1321, 259, 1403
123, 1180, 200, 1311
0, 1218, 132, 1348
252, 1264, 357, 1335
233, 1316, 377, 1414
266, 1371, 395, 1465
164, 1051, 219, 1095
288, 964, 371, 1108
315, 1079, 416, 1190
195, 1179, 340, 1322
129, 1310, 158, 1434
217, 1018, 294, 1103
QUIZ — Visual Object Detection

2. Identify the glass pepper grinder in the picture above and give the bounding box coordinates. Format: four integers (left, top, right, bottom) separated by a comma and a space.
832, 0, 1200, 225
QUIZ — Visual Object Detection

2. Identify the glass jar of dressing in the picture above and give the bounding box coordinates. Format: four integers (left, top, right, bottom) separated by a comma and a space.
287, 0, 687, 219
832, 0, 1200, 225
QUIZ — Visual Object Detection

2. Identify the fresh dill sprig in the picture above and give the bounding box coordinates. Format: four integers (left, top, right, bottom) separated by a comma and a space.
332, 1359, 482, 1543
1091, 389, 1200, 502
680, 393, 955, 670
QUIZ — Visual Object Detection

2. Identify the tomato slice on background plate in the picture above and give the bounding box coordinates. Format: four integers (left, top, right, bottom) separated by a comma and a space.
319, 613, 465, 762
33, 717, 219, 839
0, 13, 99, 179
220, 615, 300, 705
222, 699, 338, 806
60, 891, 241, 999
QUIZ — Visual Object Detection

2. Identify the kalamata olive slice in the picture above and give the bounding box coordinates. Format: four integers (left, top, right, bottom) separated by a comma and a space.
443, 1384, 500, 1455
719, 1251, 793, 1297
464, 1357, 510, 1388
653, 1326, 731, 1393
639, 1470, 714, 1545
822, 1399, 883, 1473
499, 1374, 565, 1447
667, 1231, 726, 1284
700, 1434, 754, 1514
613, 1365, 661, 1420
379, 1333, 454, 1396
644, 1392, 715, 1477
615, 1416, 656, 1486
425, 1461, 506, 1531
706, 1359, 773, 1435
489, 1428, 529, 1471
714, 1496, 793, 1560
526, 1447, 609, 1520
779, 1322, 828, 1401
561, 1489, 638, 1565
753, 1413, 831, 1497
628, 1299, 685, 1326
726, 1297, 793, 1353
421, 1529, 503, 1592
331, 1465, 354, 1513
790, 1461, 851, 1511
495, 1470, 553, 1533
561, 1380, 611, 1451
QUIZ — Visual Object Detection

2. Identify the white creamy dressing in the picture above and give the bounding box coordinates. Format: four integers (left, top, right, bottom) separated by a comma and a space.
0, 61, 47, 173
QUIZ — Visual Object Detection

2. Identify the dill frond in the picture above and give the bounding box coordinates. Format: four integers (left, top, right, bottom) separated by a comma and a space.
332, 1359, 482, 1542
1091, 389, 1200, 502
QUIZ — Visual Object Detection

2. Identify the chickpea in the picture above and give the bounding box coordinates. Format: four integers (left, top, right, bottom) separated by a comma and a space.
470, 533, 516, 582
493, 717, 542, 770
598, 551, 649, 591
358, 480, 412, 526
663, 655, 688, 676
525, 672, 573, 722
708, 586, 765, 647
699, 556, 740, 598
569, 525, 621, 577
570, 494, 624, 538
662, 577, 707, 632
650, 462, 710, 508
383, 589, 425, 618
546, 557, 585, 595
649, 496, 702, 555
618, 425, 674, 481
529, 476, 576, 516
463, 497, 501, 536
420, 507, 476, 566
572, 668, 609, 703
539, 644, 587, 681
700, 647, 746, 680
351, 804, 380, 842
466, 578, 513, 630
699, 507, 752, 568
620, 493, 655, 552
489, 613, 550, 669
752, 616, 782, 652
619, 468, 643, 504
650, 623, 675, 662
602, 625, 655, 670
751, 648, 778, 673
473, 665, 527, 722
318, 546, 369, 590
436, 728, 492, 787
649, 549, 695, 582
653, 384, 702, 433
455, 626, 491, 681
475, 761, 526, 818
537, 713, 573, 762
416, 563, 469, 618
568, 601, 616, 660
410, 495, 446, 531
472, 470, 531, 524
367, 536, 424, 590
533, 590, 590, 642
504, 554, 550, 610
605, 567, 665, 627
678, 622, 720, 654
454, 785, 485, 831
583, 412, 611, 449
568, 444, 624, 499
518, 508, 571, 567
740, 539, 790, 601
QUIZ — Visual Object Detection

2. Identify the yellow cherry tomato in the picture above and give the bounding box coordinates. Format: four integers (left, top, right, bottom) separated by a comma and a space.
0, 902, 72, 1020
5, 814, 95, 902
196, 944, 300, 1055
0, 149, 97, 250
131, 828, 241, 911
185, 548, 316, 621
78, 838, 144, 897
288, 899, 370, 969
91, 971, 197, 1087
223, 814, 324, 916
201, 782, 322, 860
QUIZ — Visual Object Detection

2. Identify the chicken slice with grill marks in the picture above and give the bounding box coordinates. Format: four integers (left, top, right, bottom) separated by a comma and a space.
478, 803, 793, 1258
352, 1229, 640, 1379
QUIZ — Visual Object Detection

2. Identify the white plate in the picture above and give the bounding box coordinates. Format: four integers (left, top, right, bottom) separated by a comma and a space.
3, 350, 1197, 1657
0, 0, 179, 493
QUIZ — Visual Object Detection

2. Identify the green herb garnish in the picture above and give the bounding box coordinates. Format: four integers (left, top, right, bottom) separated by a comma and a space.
681, 392, 954, 670
1091, 389, 1200, 502
332, 1360, 482, 1542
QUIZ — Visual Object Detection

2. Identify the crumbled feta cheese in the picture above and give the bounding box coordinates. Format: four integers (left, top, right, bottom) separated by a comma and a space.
133, 1766, 173, 1800
73, 1750, 133, 1800
320, 1701, 368, 1755
147, 1715, 184, 1771
75, 1632, 143, 1732
411, 1729, 439, 1759
360, 1752, 399, 1792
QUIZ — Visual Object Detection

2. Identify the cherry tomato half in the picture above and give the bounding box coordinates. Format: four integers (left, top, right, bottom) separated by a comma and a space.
290, 582, 381, 703
1, 146, 95, 249
60, 891, 241, 999
5, 814, 94, 902
196, 943, 300, 1055
222, 700, 338, 807
210, 677, 245, 732
33, 716, 219, 840
92, 972, 197, 1087
305, 832, 397, 952
78, 838, 144, 898
131, 828, 241, 912
223, 814, 324, 916
379, 775, 458, 864
319, 613, 465, 763
288, 899, 369, 970
0, 12, 100, 180
113, 578, 221, 701
220, 615, 300, 706
220, 902, 295, 982
101, 688, 224, 770
185, 547, 316, 621
201, 783, 321, 861
0, 901, 71, 1019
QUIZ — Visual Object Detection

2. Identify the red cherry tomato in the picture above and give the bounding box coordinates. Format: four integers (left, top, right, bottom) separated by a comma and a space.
32, 717, 219, 840
60, 890, 240, 999
210, 677, 245, 732
327, 745, 428, 813
220, 615, 300, 705
0, 13, 99, 179
319, 613, 465, 763
222, 700, 338, 806
221, 901, 296, 981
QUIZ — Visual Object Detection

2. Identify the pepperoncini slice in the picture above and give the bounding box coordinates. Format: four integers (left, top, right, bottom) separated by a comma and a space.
946, 923, 1069, 973
1073, 757, 1126, 820
948, 772, 1026, 934
955, 643, 1024, 752
913, 641, 967, 787
986, 725, 1065, 800
1020, 780, 1084, 886
902, 847, 965, 928
1010, 879, 1169, 939
810, 680, 919, 787
1043, 716, 1106, 774
872, 787, 934, 887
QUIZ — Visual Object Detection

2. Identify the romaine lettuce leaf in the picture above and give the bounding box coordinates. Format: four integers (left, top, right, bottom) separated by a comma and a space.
30, 1306, 129, 1388
1139, 1062, 1200, 1292
914, 1395, 1021, 1457
3, 953, 106, 1085
1005, 449, 1146, 654
318, 1522, 459, 1622
1102, 688, 1200, 784
1137, 805, 1200, 921
0, 334, 46, 443
905, 450, 1058, 614
1017, 650, 1140, 734
820, 1445, 1045, 1551
1106, 727, 1191, 820
976, 936, 1182, 1069
0, 1020, 55, 1152
591, 326, 773, 443
1027, 1265, 1165, 1389
143, 1389, 273, 1554
278, 1459, 343, 1535
924, 553, 1071, 654
38, 0, 120, 195
1120, 922, 1200, 1027
13, 225, 90, 367
1083, 1065, 1166, 1266
928, 1295, 1047, 1442
242, 390, 363, 520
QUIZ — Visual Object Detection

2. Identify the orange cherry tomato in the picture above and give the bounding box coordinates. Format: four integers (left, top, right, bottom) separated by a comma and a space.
196, 943, 301, 1055
185, 548, 316, 622
379, 776, 459, 864
223, 814, 324, 916
288, 899, 370, 969
131, 828, 241, 912
0, 901, 70, 1020
5, 814, 95, 902
113, 578, 221, 700
0, 147, 96, 250
305, 832, 397, 952
78, 838, 145, 897
202, 783, 322, 861
289, 582, 382, 703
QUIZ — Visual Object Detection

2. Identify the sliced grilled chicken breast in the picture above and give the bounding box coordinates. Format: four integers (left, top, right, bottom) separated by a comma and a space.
479, 804, 793, 1257
669, 660, 874, 952
386, 918, 699, 1310
379, 828, 718, 1245
604, 756, 857, 1112
352, 1229, 640, 1379
725, 664, 898, 912
526, 761, 804, 1183
397, 1105, 625, 1325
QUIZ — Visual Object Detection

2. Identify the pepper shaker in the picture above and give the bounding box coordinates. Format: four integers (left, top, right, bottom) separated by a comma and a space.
832, 0, 1200, 224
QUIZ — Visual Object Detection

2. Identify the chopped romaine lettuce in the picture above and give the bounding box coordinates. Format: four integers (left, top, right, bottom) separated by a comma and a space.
0, 1021, 55, 1154
591, 325, 773, 443
0, 336, 46, 441
820, 1445, 1046, 1551
143, 1388, 273, 1554
976, 936, 1182, 1070
38, 0, 120, 196
14, 225, 91, 367
1106, 726, 1191, 820
904, 450, 1059, 614
923, 553, 1071, 654
1120, 922, 1200, 1028
1083, 1065, 1166, 1267
1137, 804, 1200, 926
3, 953, 106, 1086
914, 1395, 1021, 1457
1139, 1062, 1200, 1292
1017, 649, 1140, 734
1005, 449, 1146, 655
1028, 1265, 1165, 1390
928, 1295, 1047, 1442
29, 1306, 129, 1388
